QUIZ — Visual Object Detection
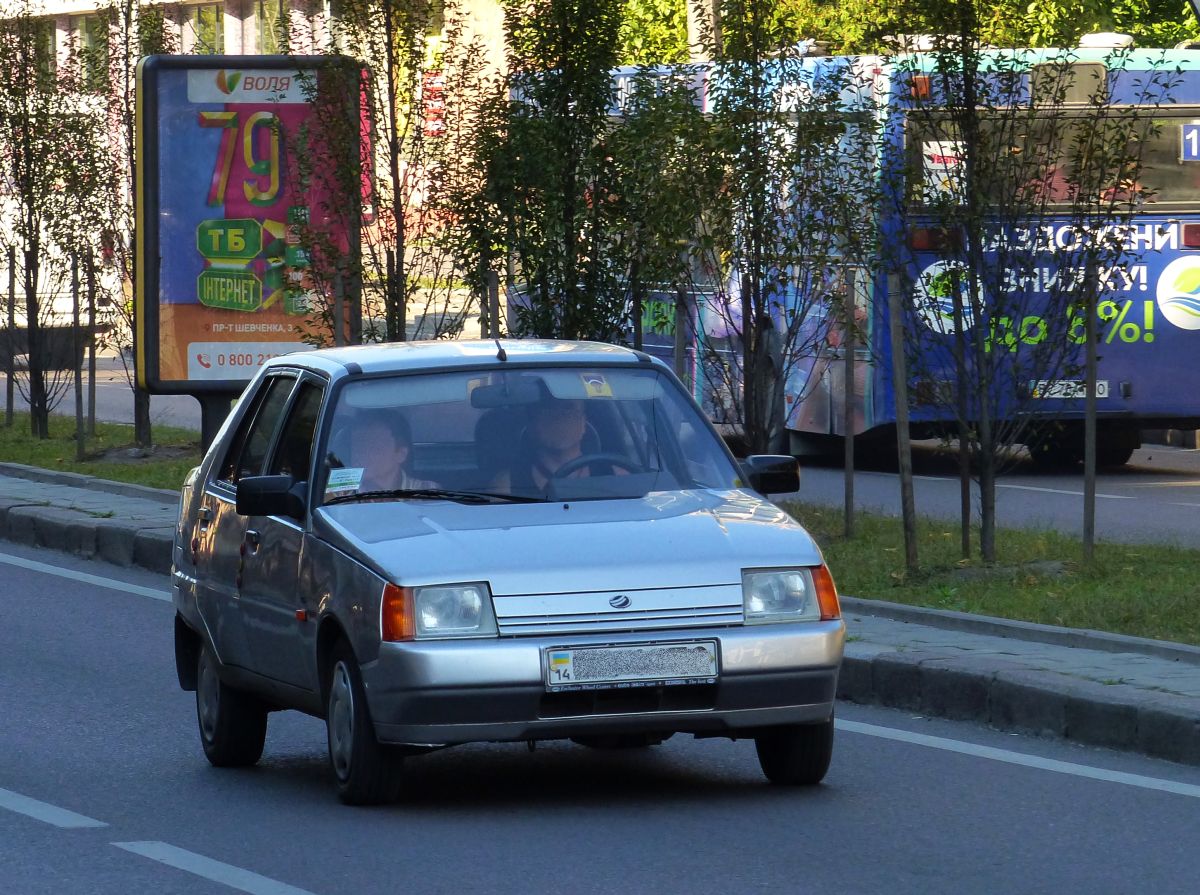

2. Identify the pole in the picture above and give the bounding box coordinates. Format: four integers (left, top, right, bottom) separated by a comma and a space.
198, 394, 235, 452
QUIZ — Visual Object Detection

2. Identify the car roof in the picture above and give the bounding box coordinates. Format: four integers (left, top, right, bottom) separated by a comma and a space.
264, 339, 652, 378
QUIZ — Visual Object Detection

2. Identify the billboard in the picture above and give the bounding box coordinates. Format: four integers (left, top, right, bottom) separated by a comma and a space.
136, 55, 364, 394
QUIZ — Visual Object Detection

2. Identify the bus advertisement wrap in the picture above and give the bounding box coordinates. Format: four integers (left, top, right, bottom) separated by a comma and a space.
136, 55, 363, 394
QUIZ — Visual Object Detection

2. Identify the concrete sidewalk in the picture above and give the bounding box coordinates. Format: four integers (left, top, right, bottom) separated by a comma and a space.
1, 461, 1197, 767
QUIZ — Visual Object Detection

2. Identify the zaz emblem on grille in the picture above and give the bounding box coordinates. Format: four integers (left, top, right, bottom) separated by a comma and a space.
608, 594, 632, 609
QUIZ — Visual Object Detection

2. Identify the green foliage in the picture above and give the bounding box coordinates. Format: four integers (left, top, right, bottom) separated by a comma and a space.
0, 413, 201, 491
477, 0, 630, 340
764, 0, 1199, 52
619, 0, 688, 64
788, 500, 1200, 646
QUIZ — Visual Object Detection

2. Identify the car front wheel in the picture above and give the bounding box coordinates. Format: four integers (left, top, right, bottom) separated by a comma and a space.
326, 642, 405, 805
196, 647, 267, 767
754, 717, 834, 785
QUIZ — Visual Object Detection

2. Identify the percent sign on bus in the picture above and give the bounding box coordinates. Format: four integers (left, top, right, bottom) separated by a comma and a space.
1098, 299, 1155, 344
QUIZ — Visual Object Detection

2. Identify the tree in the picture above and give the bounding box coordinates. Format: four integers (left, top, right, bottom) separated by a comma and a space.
685, 2, 881, 456
888, 6, 1180, 562
454, 0, 629, 341
0, 4, 110, 438
288, 0, 494, 346
90, 0, 178, 447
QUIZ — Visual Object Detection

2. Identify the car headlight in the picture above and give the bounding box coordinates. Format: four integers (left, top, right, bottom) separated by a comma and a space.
742, 566, 840, 624
381, 582, 498, 641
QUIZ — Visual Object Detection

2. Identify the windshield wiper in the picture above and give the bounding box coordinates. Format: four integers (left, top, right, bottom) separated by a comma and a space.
324, 488, 544, 506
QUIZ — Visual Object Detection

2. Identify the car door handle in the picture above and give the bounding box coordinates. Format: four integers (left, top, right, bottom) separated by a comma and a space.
197, 506, 213, 532
245, 530, 261, 554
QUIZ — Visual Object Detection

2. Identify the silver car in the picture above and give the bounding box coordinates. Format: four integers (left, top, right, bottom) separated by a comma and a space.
172, 340, 845, 804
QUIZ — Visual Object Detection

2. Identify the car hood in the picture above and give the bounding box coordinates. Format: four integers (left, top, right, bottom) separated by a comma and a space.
313, 490, 823, 595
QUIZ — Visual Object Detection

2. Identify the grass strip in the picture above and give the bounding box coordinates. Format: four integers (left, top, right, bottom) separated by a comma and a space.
0, 413, 201, 491
784, 501, 1200, 648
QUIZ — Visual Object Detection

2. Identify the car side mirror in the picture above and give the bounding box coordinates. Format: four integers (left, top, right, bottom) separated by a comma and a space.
742, 455, 800, 495
236, 475, 307, 520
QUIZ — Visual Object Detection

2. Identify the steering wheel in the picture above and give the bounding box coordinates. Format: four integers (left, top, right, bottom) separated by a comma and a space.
550, 453, 646, 478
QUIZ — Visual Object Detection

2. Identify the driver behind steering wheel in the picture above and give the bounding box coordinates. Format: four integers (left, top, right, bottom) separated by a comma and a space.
491, 395, 628, 494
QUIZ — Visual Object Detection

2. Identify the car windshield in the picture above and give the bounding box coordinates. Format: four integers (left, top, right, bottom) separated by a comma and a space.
316, 366, 741, 505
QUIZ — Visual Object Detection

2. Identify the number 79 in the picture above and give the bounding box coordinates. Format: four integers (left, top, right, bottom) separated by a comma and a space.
199, 110, 281, 207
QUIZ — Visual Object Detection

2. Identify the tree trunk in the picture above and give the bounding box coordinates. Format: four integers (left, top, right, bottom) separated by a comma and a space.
843, 273, 856, 539
24, 243, 47, 439
951, 270, 971, 559
1083, 264, 1098, 563
887, 274, 919, 574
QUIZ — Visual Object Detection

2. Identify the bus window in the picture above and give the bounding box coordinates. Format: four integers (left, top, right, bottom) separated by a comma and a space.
1134, 119, 1200, 207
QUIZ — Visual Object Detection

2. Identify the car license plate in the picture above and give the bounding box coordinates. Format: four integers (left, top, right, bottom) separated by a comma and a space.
544, 642, 718, 691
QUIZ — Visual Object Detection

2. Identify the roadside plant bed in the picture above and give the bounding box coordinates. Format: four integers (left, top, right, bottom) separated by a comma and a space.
784, 501, 1200, 648
0, 413, 201, 491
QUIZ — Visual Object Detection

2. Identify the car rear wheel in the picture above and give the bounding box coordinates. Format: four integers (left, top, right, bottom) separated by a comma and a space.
196, 647, 267, 767
754, 717, 834, 785
326, 642, 405, 805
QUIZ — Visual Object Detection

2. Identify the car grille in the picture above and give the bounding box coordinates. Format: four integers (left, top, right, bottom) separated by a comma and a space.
492, 585, 743, 636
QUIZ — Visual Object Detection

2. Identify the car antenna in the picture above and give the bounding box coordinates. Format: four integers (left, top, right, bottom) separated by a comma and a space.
495, 338, 507, 362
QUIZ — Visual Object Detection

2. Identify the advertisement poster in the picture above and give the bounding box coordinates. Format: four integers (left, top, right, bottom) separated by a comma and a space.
137, 56, 361, 394
921, 139, 966, 204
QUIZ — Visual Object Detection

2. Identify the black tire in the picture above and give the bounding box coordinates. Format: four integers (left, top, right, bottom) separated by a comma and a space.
325, 641, 405, 805
754, 718, 834, 785
1027, 426, 1083, 470
195, 646, 267, 768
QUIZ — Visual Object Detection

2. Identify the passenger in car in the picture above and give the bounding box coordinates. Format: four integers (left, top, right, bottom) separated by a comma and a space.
348, 409, 438, 492
491, 397, 625, 493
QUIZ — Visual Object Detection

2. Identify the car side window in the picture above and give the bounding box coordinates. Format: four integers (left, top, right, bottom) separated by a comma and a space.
268, 381, 324, 482
216, 376, 295, 485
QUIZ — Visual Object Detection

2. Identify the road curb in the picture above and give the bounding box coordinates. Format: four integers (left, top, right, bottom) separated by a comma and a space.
838, 650, 1200, 766
0, 461, 179, 503
840, 595, 1200, 666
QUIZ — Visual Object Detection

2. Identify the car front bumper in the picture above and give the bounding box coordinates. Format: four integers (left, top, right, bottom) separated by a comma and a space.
362, 621, 845, 746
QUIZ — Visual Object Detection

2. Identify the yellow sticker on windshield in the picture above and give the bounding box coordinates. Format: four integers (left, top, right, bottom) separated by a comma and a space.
581, 373, 613, 398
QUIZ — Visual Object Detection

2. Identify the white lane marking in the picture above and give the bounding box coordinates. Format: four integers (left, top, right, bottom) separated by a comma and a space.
113, 842, 318, 895
858, 471, 953, 482
839, 719, 1200, 800
0, 551, 171, 602
0, 787, 107, 828
1170, 502, 1200, 508
996, 483, 1134, 499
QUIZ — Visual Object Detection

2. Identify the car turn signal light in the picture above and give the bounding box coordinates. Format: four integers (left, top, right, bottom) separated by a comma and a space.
813, 565, 841, 621
381, 584, 415, 641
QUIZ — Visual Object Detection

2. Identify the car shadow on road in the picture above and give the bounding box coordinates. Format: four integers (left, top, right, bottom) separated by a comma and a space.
229, 739, 845, 810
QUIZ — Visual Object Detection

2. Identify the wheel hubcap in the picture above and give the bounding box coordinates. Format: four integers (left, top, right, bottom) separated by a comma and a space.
328, 662, 355, 780
197, 654, 220, 742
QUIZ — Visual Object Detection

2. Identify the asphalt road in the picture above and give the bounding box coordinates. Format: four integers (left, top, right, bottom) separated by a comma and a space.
793, 441, 1200, 547
1, 358, 202, 432
3, 542, 1200, 895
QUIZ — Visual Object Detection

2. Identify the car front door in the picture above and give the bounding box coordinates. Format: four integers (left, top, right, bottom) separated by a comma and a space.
194, 373, 297, 671
237, 376, 326, 690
